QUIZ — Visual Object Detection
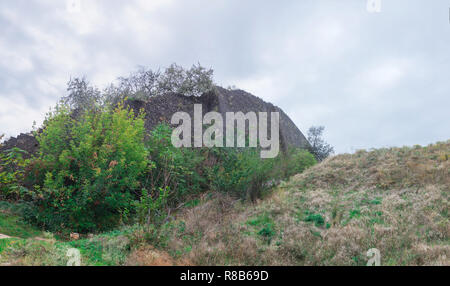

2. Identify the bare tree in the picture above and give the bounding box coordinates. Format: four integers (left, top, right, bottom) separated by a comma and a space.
307, 126, 334, 161
63, 64, 215, 110
117, 66, 161, 99
62, 77, 101, 111
105, 63, 215, 104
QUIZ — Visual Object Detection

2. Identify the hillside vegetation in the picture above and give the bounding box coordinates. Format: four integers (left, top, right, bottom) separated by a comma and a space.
1, 141, 448, 265
146, 140, 448, 266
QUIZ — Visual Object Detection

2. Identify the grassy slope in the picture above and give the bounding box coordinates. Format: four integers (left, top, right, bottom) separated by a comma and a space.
1, 141, 449, 265
154, 140, 449, 266
0, 208, 42, 239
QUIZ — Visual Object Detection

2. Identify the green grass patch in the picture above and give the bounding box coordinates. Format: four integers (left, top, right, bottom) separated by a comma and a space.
247, 213, 273, 227
0, 212, 42, 239
0, 238, 16, 254
369, 198, 382, 205
185, 198, 201, 208
66, 230, 131, 266
247, 213, 276, 244
301, 211, 325, 227
349, 209, 361, 220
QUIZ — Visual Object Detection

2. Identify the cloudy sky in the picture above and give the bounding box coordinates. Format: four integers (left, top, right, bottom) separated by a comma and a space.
1, 0, 449, 153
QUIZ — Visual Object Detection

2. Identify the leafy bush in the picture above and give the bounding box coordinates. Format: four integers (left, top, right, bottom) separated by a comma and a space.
0, 136, 28, 200
278, 147, 317, 178
206, 147, 274, 200
206, 146, 316, 201
26, 103, 148, 232
135, 187, 169, 226
144, 124, 205, 205
133, 123, 206, 229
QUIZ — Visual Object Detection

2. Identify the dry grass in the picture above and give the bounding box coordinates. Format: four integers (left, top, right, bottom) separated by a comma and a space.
3, 141, 447, 265
125, 246, 192, 266
154, 141, 449, 265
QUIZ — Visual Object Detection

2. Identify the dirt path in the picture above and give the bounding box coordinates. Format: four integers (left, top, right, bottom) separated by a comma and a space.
0, 233, 14, 239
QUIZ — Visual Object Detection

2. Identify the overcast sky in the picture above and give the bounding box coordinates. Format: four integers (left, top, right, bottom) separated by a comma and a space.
1, 0, 449, 153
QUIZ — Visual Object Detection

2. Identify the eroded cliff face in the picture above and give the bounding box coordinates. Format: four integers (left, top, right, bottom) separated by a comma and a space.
1, 87, 310, 155
133, 86, 310, 150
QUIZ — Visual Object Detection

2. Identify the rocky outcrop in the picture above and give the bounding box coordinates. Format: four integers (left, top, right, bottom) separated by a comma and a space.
130, 86, 310, 150
1, 87, 310, 155
0, 133, 38, 158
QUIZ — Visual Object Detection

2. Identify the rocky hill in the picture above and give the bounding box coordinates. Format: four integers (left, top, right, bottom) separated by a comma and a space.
1, 87, 310, 155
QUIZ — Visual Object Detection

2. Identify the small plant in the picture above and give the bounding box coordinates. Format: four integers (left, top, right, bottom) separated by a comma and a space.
0, 138, 28, 200
349, 209, 361, 220
304, 212, 325, 227
257, 223, 276, 244
369, 198, 382, 205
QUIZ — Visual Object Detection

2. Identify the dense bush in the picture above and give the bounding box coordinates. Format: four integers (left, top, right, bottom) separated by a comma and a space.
206, 146, 316, 201
26, 103, 148, 232
206, 147, 268, 200
7, 62, 317, 233
279, 147, 317, 178
15, 109, 316, 233
144, 124, 205, 203
134, 123, 206, 226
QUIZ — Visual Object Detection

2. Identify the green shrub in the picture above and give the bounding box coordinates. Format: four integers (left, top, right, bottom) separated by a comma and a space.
207, 147, 316, 200
206, 147, 276, 200
27, 103, 148, 232
279, 147, 317, 178
0, 141, 28, 200
135, 187, 169, 226
144, 123, 205, 206
20, 104, 316, 232
258, 223, 276, 243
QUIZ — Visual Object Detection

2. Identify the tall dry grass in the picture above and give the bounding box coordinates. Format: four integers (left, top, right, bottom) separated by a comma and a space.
141, 141, 450, 265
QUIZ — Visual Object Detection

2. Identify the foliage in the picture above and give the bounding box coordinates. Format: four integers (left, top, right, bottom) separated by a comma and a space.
135, 187, 169, 226
61, 77, 102, 111
206, 147, 276, 200
157, 63, 214, 97
0, 202, 43, 238
207, 146, 316, 201
60, 63, 214, 112
278, 147, 317, 178
304, 212, 325, 227
134, 123, 206, 230
0, 134, 28, 200
307, 126, 334, 161
144, 124, 205, 205
26, 102, 148, 232
106, 63, 215, 104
